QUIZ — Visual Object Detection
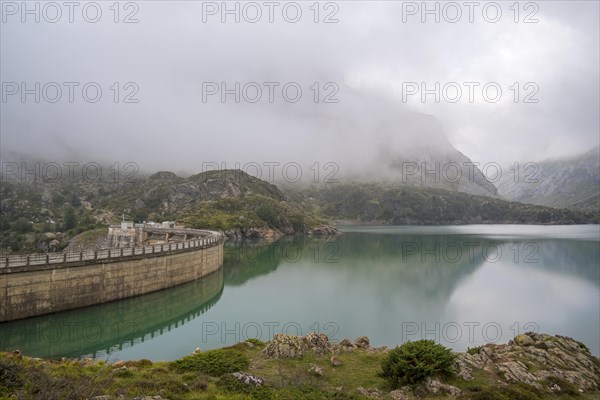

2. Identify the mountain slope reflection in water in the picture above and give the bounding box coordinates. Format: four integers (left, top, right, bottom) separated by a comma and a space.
216, 225, 599, 356
0, 269, 224, 359
1, 225, 597, 360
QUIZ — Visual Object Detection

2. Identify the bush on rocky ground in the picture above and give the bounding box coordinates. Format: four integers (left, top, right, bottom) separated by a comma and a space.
381, 340, 455, 385
170, 348, 249, 376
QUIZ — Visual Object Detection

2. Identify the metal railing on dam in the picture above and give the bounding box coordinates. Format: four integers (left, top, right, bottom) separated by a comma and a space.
1, 229, 223, 270
0, 228, 225, 322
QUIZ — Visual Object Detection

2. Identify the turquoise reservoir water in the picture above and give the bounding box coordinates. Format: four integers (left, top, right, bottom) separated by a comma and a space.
1, 225, 598, 361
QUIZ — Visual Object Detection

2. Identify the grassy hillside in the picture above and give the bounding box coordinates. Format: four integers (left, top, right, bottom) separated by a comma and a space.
181, 194, 325, 233
0, 169, 325, 254
2, 166, 598, 254
284, 183, 599, 225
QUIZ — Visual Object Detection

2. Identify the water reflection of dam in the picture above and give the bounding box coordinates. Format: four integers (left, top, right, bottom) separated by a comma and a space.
0, 268, 223, 359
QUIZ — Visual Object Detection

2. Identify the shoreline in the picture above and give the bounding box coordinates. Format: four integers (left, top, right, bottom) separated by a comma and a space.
1, 331, 599, 399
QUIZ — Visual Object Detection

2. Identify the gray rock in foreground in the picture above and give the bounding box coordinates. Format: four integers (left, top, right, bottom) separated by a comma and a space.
454, 332, 600, 392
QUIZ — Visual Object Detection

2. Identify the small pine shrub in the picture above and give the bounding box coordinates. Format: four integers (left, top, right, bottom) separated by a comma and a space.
381, 340, 455, 385
171, 348, 249, 376
124, 359, 152, 368
246, 338, 265, 346
574, 340, 590, 353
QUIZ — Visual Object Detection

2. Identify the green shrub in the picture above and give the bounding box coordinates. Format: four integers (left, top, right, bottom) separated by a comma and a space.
123, 359, 152, 369
170, 348, 249, 376
63, 207, 77, 230
246, 338, 265, 346
381, 340, 455, 385
256, 203, 278, 227
11, 218, 32, 233
574, 340, 590, 353
181, 372, 209, 391
0, 359, 23, 395
545, 376, 580, 397
467, 346, 482, 355
465, 382, 545, 400
497, 382, 544, 400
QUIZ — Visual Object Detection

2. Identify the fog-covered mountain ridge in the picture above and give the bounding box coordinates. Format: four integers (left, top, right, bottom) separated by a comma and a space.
496, 146, 600, 211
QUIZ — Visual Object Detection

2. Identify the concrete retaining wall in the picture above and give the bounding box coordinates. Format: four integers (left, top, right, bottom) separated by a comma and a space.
0, 233, 224, 322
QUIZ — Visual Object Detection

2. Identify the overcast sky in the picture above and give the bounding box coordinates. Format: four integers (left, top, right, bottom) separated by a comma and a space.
1, 0, 599, 175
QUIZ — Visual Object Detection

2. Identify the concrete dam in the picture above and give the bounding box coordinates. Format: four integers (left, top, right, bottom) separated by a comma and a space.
0, 224, 224, 322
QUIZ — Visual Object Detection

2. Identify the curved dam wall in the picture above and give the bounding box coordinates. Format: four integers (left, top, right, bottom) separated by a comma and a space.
0, 232, 224, 323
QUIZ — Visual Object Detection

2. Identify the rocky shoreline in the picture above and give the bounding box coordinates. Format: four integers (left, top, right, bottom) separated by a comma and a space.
254, 331, 600, 398
222, 224, 340, 241
1, 331, 598, 399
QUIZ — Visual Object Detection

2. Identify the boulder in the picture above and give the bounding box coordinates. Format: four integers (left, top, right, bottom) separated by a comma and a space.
514, 333, 535, 347
262, 332, 332, 359
262, 334, 306, 358
232, 372, 264, 386
330, 356, 342, 367
305, 332, 333, 355
420, 377, 462, 397
336, 338, 355, 352
388, 389, 408, 400
356, 386, 382, 398
308, 363, 325, 377
354, 336, 370, 349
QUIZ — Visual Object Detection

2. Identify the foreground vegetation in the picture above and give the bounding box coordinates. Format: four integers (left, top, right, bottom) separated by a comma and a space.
1, 332, 599, 400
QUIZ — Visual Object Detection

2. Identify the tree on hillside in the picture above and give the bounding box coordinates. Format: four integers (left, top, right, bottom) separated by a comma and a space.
64, 207, 77, 231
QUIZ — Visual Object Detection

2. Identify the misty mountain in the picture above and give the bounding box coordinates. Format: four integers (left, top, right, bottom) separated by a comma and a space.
2, 159, 598, 254
496, 146, 600, 212
371, 112, 498, 197
1, 89, 500, 199
273, 90, 499, 198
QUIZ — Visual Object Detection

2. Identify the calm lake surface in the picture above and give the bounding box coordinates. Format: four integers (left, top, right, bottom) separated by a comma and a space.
1, 225, 599, 360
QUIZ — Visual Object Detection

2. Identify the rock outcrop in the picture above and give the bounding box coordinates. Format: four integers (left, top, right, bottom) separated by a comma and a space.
356, 386, 383, 398
308, 363, 325, 376
261, 331, 599, 396
262, 332, 333, 359
262, 333, 381, 359
306, 225, 339, 236
455, 332, 600, 392
416, 377, 462, 397
231, 371, 264, 386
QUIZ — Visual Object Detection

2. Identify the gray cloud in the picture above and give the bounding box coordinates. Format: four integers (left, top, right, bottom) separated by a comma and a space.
1, 1, 598, 173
